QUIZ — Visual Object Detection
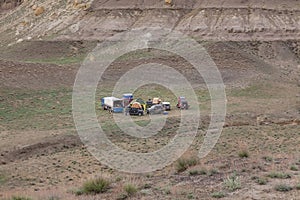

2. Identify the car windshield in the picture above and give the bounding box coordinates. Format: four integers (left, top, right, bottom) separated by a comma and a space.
114, 101, 123, 107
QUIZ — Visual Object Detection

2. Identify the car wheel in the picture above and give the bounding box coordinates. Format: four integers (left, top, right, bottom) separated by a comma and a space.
138, 112, 142, 116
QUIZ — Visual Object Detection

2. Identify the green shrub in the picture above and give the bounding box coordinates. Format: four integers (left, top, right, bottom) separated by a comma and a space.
252, 176, 268, 185
76, 177, 110, 195
124, 184, 138, 197
163, 188, 171, 195
211, 191, 226, 198
223, 173, 241, 191
189, 170, 199, 176
0, 174, 6, 185
290, 165, 299, 171
262, 156, 273, 162
199, 169, 207, 175
208, 168, 219, 176
256, 177, 268, 185
175, 157, 198, 172
238, 150, 249, 158
274, 184, 293, 192
296, 183, 300, 190
187, 193, 194, 199
267, 172, 291, 179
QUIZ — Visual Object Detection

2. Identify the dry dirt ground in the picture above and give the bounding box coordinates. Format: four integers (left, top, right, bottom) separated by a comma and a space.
0, 39, 299, 200
0, 1, 300, 200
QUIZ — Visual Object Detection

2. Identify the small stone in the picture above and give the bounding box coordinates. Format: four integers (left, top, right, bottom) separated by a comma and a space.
16, 38, 23, 43
73, 0, 82, 7
34, 6, 45, 16
32, 4, 37, 10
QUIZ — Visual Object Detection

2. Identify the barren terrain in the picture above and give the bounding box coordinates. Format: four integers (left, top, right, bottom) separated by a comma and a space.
0, 0, 299, 200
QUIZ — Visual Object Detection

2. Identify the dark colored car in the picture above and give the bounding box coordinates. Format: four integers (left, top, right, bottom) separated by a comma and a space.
129, 107, 144, 116
162, 102, 171, 111
176, 97, 189, 110
147, 104, 164, 115
146, 99, 153, 109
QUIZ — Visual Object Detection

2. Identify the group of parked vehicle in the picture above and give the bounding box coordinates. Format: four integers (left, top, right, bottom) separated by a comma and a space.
101, 93, 189, 116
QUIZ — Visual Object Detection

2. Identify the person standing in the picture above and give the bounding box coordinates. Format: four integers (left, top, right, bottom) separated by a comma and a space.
125, 105, 130, 116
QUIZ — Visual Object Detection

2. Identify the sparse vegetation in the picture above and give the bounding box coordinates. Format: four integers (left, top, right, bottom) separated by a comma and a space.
296, 183, 300, 190
76, 177, 110, 195
116, 193, 128, 200
252, 176, 268, 185
263, 156, 273, 162
11, 197, 32, 200
199, 169, 208, 175
48, 196, 60, 200
229, 84, 271, 99
208, 168, 219, 176
290, 165, 299, 171
0, 88, 72, 130
187, 193, 194, 199
223, 173, 241, 191
124, 184, 138, 197
189, 170, 199, 176
1, 8, 300, 199
24, 55, 86, 65
0, 174, 6, 185
175, 157, 198, 172
274, 184, 293, 192
211, 191, 226, 198
163, 188, 171, 195
238, 150, 249, 158
267, 172, 292, 179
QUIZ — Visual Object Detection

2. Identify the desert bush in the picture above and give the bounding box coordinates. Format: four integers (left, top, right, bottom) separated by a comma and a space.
257, 178, 268, 185
175, 157, 198, 172
223, 173, 241, 191
199, 168, 208, 175
251, 176, 268, 185
262, 156, 273, 162
124, 184, 138, 197
267, 172, 291, 179
189, 170, 199, 176
187, 193, 194, 199
76, 177, 110, 195
290, 165, 299, 171
208, 168, 219, 176
274, 184, 293, 192
163, 188, 171, 195
211, 191, 226, 198
238, 150, 249, 158
255, 177, 268, 185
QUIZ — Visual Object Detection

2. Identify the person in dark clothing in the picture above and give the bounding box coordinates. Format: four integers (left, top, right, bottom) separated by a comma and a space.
125, 105, 130, 116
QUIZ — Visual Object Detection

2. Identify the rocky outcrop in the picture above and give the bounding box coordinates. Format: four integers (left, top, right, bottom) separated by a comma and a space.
0, 0, 299, 44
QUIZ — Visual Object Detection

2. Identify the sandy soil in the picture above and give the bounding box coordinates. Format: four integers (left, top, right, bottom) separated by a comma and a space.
0, 1, 299, 199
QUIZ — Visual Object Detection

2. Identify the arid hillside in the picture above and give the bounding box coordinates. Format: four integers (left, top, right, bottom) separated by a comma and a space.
0, 1, 299, 200
1, 0, 300, 46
